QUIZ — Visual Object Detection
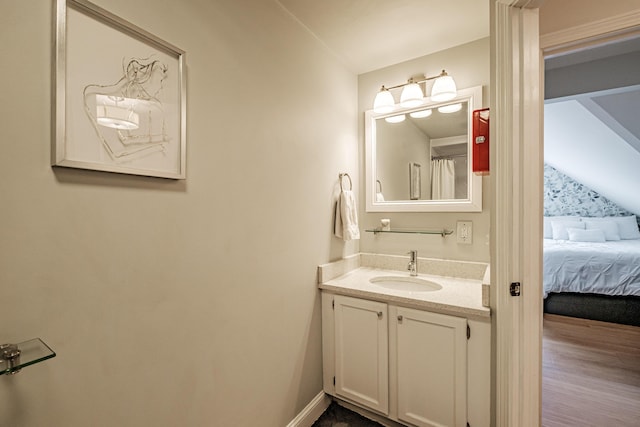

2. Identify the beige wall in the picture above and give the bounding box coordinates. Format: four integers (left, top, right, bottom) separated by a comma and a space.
0, 1, 357, 426
358, 38, 491, 262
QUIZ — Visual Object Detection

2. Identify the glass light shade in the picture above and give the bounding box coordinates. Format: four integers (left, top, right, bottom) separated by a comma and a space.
385, 114, 406, 123
373, 89, 395, 114
409, 109, 432, 119
430, 75, 457, 102
437, 103, 463, 114
399, 82, 424, 108
96, 105, 140, 130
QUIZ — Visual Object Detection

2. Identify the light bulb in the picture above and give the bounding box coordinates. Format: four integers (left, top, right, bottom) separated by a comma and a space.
373, 87, 395, 114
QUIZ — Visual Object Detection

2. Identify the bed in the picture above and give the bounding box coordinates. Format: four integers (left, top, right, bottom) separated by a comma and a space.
543, 216, 640, 326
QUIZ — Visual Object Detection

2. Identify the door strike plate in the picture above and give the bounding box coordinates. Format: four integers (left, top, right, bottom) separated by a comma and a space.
510, 282, 521, 296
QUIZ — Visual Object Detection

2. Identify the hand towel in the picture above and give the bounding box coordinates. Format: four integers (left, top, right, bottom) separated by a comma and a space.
334, 190, 360, 241
375, 191, 385, 202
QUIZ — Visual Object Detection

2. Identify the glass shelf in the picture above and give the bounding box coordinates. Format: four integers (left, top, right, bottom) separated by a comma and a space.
0, 338, 56, 375
365, 228, 453, 237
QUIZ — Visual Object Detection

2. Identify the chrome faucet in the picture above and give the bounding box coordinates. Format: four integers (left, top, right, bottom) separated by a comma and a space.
407, 250, 418, 276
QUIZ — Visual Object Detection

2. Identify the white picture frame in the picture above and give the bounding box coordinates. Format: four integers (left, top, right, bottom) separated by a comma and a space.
409, 162, 421, 200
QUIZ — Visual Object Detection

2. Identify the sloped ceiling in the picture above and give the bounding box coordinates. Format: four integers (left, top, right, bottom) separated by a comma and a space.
276, 0, 489, 74
544, 100, 640, 215
544, 36, 640, 216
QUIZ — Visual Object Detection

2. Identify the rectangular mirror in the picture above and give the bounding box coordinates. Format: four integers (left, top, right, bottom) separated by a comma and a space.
365, 86, 483, 212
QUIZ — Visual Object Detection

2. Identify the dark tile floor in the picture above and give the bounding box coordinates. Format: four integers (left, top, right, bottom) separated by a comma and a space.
312, 402, 385, 427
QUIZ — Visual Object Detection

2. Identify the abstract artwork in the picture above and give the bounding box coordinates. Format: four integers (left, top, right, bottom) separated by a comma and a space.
54, 0, 186, 179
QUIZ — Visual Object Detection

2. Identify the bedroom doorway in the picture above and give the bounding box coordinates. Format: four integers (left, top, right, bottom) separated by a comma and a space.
541, 30, 640, 426
543, 34, 640, 325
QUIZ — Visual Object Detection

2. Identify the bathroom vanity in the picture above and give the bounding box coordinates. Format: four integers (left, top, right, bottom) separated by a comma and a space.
319, 253, 490, 427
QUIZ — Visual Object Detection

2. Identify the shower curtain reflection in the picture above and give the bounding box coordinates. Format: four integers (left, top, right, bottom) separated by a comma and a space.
431, 159, 455, 199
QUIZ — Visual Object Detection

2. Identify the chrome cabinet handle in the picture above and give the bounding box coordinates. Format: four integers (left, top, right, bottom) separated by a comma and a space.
377, 311, 383, 319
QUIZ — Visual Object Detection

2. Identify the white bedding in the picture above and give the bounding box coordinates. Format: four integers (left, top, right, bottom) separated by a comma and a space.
543, 239, 640, 298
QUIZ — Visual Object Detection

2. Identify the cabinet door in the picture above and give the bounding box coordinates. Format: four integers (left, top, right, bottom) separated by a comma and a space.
394, 307, 467, 427
334, 295, 388, 414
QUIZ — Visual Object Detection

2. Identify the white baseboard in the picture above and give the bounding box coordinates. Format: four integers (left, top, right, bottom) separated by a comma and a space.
286, 391, 331, 427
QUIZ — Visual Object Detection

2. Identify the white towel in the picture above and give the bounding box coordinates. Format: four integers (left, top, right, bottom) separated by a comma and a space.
375, 192, 385, 202
334, 190, 360, 241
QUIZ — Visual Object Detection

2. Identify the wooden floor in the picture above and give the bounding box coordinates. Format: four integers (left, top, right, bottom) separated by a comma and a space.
542, 314, 640, 427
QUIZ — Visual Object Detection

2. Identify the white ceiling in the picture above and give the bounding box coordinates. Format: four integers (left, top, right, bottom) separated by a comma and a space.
276, 0, 489, 74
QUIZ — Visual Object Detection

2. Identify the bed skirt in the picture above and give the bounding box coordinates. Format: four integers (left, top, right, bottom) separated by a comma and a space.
544, 293, 640, 327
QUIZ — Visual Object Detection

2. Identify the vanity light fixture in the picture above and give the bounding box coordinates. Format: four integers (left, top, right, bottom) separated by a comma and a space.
372, 70, 457, 113
399, 78, 423, 108
430, 73, 457, 102
385, 114, 406, 123
437, 103, 463, 114
409, 109, 433, 119
373, 87, 395, 114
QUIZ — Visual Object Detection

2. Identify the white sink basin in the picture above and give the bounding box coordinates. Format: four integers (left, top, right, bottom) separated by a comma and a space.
369, 276, 442, 292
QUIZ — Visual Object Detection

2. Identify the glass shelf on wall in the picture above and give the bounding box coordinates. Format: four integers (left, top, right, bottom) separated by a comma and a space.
0, 338, 56, 375
365, 228, 453, 237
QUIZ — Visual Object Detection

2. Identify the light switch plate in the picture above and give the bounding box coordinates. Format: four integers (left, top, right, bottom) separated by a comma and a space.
457, 221, 473, 244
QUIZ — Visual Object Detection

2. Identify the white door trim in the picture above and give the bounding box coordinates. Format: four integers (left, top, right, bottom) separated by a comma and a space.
491, 1, 543, 426
494, 3, 640, 427
541, 10, 640, 55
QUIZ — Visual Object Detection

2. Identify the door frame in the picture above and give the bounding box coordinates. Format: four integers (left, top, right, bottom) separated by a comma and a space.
491, 2, 543, 426
492, 2, 640, 427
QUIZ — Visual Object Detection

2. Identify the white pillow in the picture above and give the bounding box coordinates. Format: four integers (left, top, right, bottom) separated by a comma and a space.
567, 227, 606, 243
581, 216, 640, 240
551, 220, 585, 240
615, 216, 640, 239
583, 219, 620, 241
544, 216, 579, 239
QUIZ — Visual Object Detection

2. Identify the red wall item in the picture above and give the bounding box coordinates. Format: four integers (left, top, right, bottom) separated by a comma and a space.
472, 108, 490, 175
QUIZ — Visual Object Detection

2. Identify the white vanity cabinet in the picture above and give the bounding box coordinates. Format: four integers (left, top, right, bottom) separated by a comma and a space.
390, 306, 467, 427
333, 295, 389, 414
322, 292, 490, 427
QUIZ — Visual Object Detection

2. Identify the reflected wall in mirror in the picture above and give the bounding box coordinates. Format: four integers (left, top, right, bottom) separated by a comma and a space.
365, 86, 483, 212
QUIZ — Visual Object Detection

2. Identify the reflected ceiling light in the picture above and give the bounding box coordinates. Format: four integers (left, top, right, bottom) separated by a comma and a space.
409, 109, 433, 119
385, 114, 406, 123
437, 103, 463, 114
95, 95, 139, 130
372, 69, 457, 112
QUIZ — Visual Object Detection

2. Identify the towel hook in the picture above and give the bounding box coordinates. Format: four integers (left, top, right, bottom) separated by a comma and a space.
339, 173, 352, 191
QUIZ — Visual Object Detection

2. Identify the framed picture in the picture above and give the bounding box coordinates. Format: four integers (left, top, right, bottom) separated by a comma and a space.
409, 162, 421, 200
53, 0, 186, 179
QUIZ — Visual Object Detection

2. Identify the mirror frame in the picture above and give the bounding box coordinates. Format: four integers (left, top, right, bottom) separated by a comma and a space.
365, 85, 483, 212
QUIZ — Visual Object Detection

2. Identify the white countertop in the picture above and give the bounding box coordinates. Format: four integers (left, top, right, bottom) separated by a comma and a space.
320, 266, 490, 319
